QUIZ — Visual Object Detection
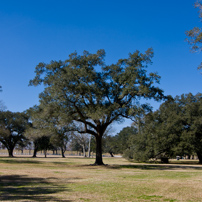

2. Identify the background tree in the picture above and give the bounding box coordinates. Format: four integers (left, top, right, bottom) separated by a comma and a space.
176, 93, 202, 163
26, 105, 71, 158
102, 134, 117, 157
0, 111, 29, 157
29, 49, 164, 165
70, 132, 89, 157
50, 130, 69, 158
25, 106, 51, 157
125, 93, 202, 164
116, 126, 138, 154
124, 97, 183, 163
37, 135, 53, 158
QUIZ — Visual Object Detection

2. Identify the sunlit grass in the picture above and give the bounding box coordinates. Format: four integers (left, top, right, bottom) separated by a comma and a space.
0, 156, 202, 201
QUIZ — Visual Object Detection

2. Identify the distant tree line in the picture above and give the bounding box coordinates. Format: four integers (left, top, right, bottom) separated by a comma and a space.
0, 108, 92, 158
105, 93, 202, 164
1, 91, 202, 164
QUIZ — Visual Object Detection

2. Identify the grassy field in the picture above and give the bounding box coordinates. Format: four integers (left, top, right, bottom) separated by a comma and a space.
0, 156, 202, 202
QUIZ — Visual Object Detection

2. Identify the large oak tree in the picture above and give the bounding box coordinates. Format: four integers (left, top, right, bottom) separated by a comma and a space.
30, 49, 164, 165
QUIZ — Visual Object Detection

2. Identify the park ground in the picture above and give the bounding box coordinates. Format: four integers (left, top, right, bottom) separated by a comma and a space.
0, 156, 202, 202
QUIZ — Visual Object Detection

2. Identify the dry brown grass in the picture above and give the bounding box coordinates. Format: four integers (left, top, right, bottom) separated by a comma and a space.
0, 156, 202, 201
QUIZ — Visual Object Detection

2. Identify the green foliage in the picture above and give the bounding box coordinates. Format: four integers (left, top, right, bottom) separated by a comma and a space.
177, 93, 202, 163
124, 97, 184, 162
124, 93, 202, 163
102, 134, 117, 156
116, 126, 137, 153
102, 126, 138, 157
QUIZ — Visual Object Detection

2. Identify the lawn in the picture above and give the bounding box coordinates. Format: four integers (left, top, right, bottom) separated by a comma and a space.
0, 156, 202, 201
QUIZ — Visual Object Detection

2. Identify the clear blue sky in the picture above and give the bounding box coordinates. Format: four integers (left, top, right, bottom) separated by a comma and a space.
0, 0, 202, 133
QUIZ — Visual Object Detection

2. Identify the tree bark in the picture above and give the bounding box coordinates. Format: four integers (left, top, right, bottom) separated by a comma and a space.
32, 141, 38, 157
109, 152, 114, 157
94, 135, 104, 165
32, 145, 38, 157
61, 147, 65, 158
197, 152, 202, 164
8, 148, 14, 157
88, 136, 91, 158
44, 150, 47, 158
161, 157, 169, 163
82, 145, 86, 157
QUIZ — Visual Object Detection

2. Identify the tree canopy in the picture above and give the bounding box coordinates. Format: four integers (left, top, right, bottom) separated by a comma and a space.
30, 49, 164, 165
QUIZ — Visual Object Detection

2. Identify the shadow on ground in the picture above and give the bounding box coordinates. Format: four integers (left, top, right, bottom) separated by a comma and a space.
0, 175, 71, 201
0, 158, 42, 165
106, 164, 202, 170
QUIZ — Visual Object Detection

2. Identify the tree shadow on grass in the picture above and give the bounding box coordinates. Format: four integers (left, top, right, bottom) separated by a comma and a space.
0, 175, 71, 201
106, 164, 202, 170
0, 158, 42, 164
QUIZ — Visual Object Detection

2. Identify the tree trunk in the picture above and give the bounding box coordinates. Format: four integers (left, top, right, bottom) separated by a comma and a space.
197, 152, 202, 164
161, 157, 169, 163
8, 148, 14, 157
82, 145, 86, 157
61, 147, 65, 158
94, 135, 104, 165
44, 150, 47, 158
109, 152, 114, 157
32, 147, 38, 157
88, 136, 91, 158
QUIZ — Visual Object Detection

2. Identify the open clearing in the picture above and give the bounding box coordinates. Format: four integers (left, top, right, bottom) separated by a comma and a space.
0, 156, 202, 202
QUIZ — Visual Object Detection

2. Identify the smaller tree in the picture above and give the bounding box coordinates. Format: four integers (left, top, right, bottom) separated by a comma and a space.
0, 111, 29, 157
26, 104, 72, 158
70, 132, 89, 157
50, 129, 69, 158
38, 135, 53, 158
124, 97, 183, 163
